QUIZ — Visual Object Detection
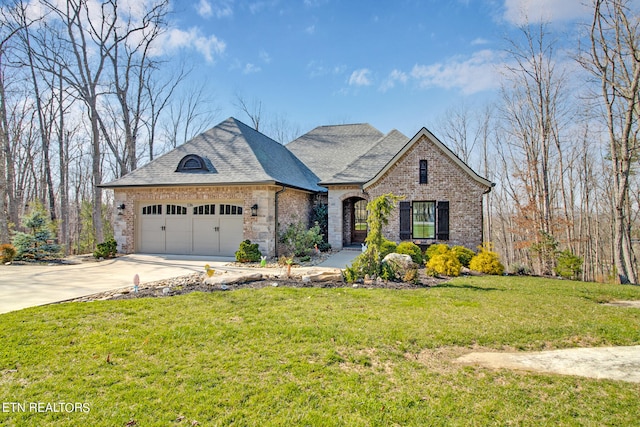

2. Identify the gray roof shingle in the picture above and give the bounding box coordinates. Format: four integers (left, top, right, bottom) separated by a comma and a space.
101, 117, 324, 192
285, 123, 385, 182
321, 129, 409, 184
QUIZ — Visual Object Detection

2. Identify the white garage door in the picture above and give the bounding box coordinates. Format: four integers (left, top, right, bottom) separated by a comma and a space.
139, 202, 244, 256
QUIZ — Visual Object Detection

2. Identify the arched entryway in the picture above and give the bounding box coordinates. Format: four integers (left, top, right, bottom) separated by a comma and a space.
343, 197, 368, 246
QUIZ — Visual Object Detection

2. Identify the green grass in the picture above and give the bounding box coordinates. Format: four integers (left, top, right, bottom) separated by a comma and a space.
2, 276, 640, 426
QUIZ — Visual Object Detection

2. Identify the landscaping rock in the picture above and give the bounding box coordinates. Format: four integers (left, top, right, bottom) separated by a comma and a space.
204, 272, 263, 286
301, 271, 343, 283
382, 253, 417, 278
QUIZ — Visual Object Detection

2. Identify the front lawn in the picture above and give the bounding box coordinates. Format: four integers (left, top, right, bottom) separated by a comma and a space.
1, 276, 640, 426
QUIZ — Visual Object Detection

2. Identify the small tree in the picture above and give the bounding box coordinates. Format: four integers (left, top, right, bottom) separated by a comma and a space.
12, 202, 60, 260
346, 193, 404, 279
555, 249, 583, 280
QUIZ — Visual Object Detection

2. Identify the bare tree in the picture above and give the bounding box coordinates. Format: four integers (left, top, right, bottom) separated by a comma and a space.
234, 94, 263, 131
580, 0, 640, 284
161, 81, 219, 151
0, 4, 21, 242
499, 22, 571, 274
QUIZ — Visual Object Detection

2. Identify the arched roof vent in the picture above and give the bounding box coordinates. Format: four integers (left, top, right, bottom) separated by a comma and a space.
176, 154, 207, 172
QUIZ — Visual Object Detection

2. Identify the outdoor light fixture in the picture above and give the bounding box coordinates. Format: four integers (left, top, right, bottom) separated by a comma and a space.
251, 204, 258, 216
117, 203, 126, 215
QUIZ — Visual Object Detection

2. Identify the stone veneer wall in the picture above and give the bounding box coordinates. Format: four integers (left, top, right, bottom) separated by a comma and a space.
325, 186, 369, 251
365, 134, 490, 250
274, 187, 314, 255
112, 184, 314, 257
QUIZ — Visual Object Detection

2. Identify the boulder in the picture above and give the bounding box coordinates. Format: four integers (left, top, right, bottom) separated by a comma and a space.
301, 270, 343, 283
204, 272, 263, 286
382, 253, 417, 279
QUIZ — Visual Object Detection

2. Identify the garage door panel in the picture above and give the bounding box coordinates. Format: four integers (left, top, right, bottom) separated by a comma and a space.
165, 204, 191, 254
140, 204, 165, 253
193, 203, 218, 255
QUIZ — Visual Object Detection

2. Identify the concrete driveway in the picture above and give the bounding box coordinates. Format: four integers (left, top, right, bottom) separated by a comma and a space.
0, 254, 234, 314
0, 250, 359, 314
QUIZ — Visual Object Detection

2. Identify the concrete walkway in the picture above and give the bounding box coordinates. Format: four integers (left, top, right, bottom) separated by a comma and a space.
457, 345, 640, 383
0, 251, 360, 314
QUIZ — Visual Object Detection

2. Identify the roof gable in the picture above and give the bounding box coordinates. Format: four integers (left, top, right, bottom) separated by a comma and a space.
364, 127, 493, 190
101, 117, 323, 191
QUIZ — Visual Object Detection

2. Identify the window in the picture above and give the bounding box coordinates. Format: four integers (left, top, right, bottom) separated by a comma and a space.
193, 204, 215, 215
166, 204, 187, 215
219, 204, 243, 215
419, 160, 428, 184
412, 201, 435, 238
399, 200, 450, 241
142, 204, 162, 215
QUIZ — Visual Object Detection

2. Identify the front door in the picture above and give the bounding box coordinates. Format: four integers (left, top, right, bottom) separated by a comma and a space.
351, 199, 368, 243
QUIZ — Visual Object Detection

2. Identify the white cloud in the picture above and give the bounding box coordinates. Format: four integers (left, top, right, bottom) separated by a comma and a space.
307, 61, 345, 78
259, 50, 271, 63
471, 37, 490, 46
243, 63, 261, 74
305, 25, 316, 35
196, 0, 233, 19
410, 50, 503, 94
503, 0, 591, 25
379, 69, 408, 92
162, 27, 226, 63
348, 68, 373, 86
196, 0, 213, 18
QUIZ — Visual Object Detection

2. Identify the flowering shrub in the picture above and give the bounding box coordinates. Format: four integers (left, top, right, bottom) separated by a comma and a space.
469, 246, 504, 275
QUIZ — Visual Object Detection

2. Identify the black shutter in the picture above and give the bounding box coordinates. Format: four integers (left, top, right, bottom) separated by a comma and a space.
436, 201, 449, 240
399, 201, 411, 240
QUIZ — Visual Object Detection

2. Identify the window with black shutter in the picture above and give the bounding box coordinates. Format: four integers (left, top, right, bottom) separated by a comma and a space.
436, 201, 449, 240
419, 160, 428, 184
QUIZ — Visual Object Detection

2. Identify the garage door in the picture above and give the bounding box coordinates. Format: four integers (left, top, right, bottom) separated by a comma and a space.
139, 202, 244, 256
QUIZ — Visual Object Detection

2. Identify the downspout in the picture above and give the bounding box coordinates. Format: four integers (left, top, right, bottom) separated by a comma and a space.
274, 185, 286, 256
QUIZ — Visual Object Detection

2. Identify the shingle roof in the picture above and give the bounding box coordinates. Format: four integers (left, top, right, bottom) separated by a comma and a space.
285, 123, 385, 182
321, 129, 409, 185
101, 117, 324, 192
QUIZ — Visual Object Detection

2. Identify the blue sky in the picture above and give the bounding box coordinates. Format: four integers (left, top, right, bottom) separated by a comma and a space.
159, 0, 592, 139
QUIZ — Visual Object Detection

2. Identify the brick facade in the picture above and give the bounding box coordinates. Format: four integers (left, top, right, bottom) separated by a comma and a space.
365, 134, 489, 250
112, 185, 314, 257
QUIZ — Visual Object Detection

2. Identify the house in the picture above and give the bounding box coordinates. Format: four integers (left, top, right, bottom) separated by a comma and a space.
101, 117, 493, 257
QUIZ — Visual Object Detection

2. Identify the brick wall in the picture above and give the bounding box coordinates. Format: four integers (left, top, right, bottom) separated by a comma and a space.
365, 134, 489, 250
112, 184, 314, 257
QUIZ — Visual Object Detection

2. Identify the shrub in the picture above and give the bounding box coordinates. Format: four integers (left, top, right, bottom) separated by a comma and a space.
451, 245, 475, 268
279, 221, 324, 257
426, 251, 461, 277
0, 243, 17, 263
425, 243, 449, 261
469, 247, 504, 275
235, 240, 262, 263
93, 239, 117, 259
380, 239, 397, 259
555, 249, 583, 280
509, 262, 532, 276
12, 202, 60, 260
396, 241, 423, 265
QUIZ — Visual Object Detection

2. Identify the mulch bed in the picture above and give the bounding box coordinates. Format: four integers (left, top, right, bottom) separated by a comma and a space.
67, 270, 450, 304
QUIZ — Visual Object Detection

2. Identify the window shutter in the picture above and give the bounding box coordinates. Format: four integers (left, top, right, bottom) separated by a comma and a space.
436, 201, 449, 240
399, 201, 411, 240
